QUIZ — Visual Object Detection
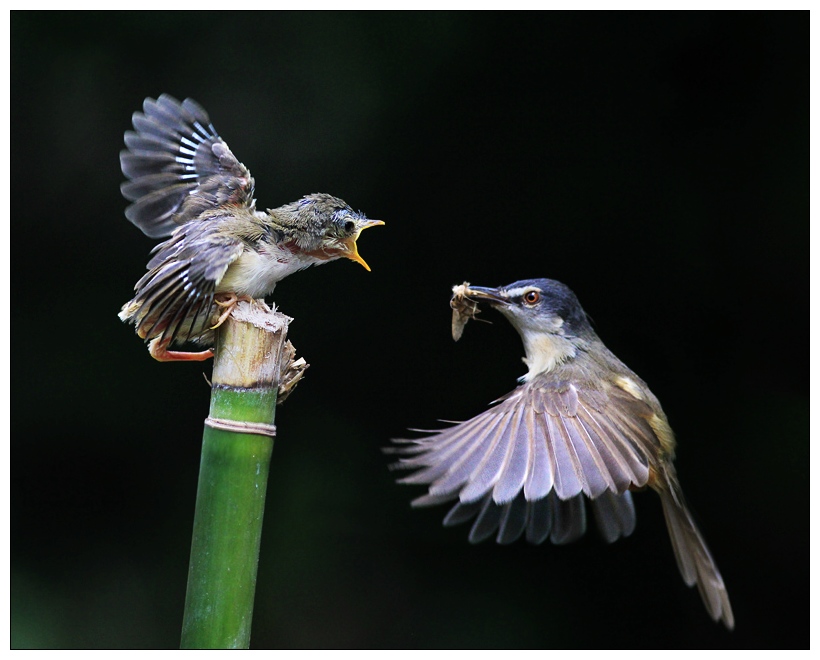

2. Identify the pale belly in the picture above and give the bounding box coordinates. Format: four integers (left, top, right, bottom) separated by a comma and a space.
216, 245, 318, 298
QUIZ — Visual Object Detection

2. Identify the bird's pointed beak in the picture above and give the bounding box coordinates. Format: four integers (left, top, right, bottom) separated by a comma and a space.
463, 285, 508, 304
342, 219, 385, 271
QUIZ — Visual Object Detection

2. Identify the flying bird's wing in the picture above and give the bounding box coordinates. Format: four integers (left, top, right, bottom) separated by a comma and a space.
120, 94, 255, 238
390, 377, 662, 545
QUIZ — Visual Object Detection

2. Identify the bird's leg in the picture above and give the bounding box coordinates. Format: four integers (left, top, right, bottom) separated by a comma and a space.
148, 337, 214, 362
211, 292, 254, 330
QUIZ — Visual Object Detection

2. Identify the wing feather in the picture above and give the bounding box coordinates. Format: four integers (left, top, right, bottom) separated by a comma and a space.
525, 496, 553, 544
391, 375, 660, 546
120, 94, 255, 238
442, 492, 587, 546
396, 413, 504, 488
591, 490, 636, 543
556, 384, 579, 415
587, 408, 652, 486
496, 492, 528, 544
575, 403, 638, 491
395, 413, 503, 471
492, 406, 531, 504
551, 494, 587, 545
560, 414, 613, 497
458, 413, 515, 502
443, 498, 485, 527
467, 495, 505, 544
543, 414, 584, 499
425, 415, 510, 498
523, 405, 554, 500
119, 216, 244, 347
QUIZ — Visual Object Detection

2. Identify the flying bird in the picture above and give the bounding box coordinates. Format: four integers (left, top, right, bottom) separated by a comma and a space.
390, 279, 733, 629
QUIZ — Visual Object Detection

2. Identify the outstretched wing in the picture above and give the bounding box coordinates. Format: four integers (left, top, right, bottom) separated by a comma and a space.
119, 215, 245, 346
437, 488, 636, 546
120, 94, 255, 238
390, 377, 663, 544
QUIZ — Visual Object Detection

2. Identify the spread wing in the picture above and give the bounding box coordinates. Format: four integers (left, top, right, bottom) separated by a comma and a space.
437, 489, 636, 546
119, 215, 245, 346
390, 377, 663, 544
120, 94, 255, 238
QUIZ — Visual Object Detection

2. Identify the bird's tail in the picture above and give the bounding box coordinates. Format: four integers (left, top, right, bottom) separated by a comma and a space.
658, 467, 734, 629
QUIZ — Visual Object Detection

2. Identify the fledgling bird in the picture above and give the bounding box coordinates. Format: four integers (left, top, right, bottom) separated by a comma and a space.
390, 279, 734, 629
118, 94, 383, 361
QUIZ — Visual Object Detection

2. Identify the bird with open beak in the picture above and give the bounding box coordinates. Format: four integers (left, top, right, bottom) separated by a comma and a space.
118, 94, 383, 361
391, 279, 734, 629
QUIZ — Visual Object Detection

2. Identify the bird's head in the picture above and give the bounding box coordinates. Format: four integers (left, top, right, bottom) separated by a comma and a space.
295, 193, 384, 271
460, 279, 594, 379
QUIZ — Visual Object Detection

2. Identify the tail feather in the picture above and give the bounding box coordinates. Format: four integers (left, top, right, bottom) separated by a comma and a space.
659, 483, 734, 630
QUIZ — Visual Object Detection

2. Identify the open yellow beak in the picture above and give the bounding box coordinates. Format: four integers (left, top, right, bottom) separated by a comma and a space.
343, 219, 384, 271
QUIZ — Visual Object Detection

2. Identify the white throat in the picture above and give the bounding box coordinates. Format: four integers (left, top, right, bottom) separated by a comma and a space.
518, 328, 577, 382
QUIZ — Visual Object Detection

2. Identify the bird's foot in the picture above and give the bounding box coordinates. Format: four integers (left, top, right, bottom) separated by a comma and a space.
211, 293, 254, 330
148, 337, 214, 362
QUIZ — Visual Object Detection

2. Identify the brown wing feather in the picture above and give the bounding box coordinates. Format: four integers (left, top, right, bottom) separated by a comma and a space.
119, 216, 245, 347
120, 94, 255, 238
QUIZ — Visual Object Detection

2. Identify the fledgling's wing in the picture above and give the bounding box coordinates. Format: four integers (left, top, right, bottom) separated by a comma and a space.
120, 94, 255, 238
119, 215, 244, 346
390, 377, 662, 543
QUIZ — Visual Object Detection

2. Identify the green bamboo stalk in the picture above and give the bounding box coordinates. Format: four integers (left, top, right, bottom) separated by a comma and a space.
180, 301, 304, 649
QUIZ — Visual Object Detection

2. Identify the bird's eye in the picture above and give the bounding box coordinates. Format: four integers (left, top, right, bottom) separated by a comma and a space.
344, 220, 356, 233
523, 290, 541, 305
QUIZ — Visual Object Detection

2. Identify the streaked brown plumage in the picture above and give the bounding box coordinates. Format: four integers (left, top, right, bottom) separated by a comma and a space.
118, 94, 382, 361
390, 279, 734, 629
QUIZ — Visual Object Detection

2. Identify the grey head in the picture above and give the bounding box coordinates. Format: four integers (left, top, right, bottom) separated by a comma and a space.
272, 193, 384, 270
463, 279, 597, 380
466, 279, 593, 338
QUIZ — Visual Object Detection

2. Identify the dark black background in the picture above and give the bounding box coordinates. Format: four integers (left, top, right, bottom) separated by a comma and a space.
11, 11, 807, 649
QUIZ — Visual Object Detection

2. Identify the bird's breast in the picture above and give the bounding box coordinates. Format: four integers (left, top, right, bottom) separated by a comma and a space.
217, 243, 319, 298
